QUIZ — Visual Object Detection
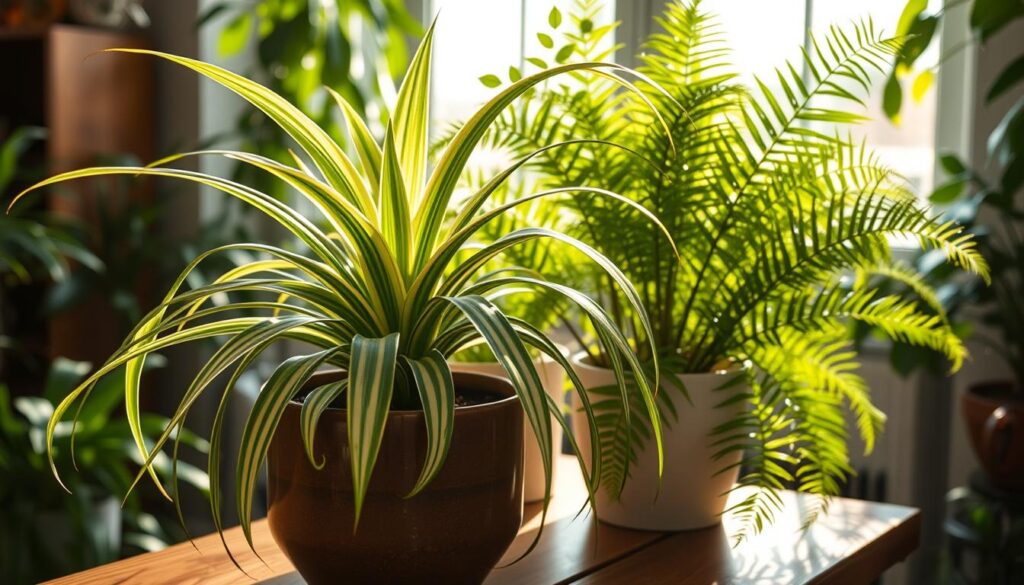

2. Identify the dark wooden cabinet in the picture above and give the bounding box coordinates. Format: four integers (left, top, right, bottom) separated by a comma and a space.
1, 24, 153, 384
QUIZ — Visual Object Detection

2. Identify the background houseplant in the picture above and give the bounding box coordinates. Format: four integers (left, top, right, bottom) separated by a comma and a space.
0, 358, 208, 585
0, 127, 213, 584
0, 127, 101, 381
475, 0, 988, 538
200, 0, 420, 201
870, 0, 1024, 491
12, 21, 674, 583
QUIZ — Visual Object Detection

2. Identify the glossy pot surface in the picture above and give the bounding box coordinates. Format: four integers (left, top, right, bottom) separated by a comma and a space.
962, 381, 1024, 492
450, 352, 566, 503
267, 370, 523, 585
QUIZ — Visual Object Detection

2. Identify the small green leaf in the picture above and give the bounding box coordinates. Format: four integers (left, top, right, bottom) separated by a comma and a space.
537, 32, 554, 49
555, 44, 575, 64
1000, 153, 1024, 196
896, 0, 927, 36
900, 16, 938, 67
526, 57, 548, 69
987, 55, 1024, 103
911, 70, 934, 103
883, 74, 902, 124
930, 179, 966, 204
218, 12, 252, 58
971, 0, 1024, 41
548, 6, 562, 28
508, 66, 522, 82
939, 154, 967, 175
580, 18, 593, 34
479, 74, 502, 88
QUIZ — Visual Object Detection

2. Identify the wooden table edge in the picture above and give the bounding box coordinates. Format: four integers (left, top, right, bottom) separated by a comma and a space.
812, 507, 922, 584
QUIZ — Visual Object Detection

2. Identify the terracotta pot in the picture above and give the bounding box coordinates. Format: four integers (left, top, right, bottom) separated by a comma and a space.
450, 351, 566, 503
267, 371, 524, 585
570, 353, 744, 530
962, 381, 1024, 491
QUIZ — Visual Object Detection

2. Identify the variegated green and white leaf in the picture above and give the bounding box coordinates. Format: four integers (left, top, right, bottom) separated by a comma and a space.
300, 379, 348, 469
380, 127, 412, 278
237, 348, 341, 551
441, 295, 552, 556
347, 333, 400, 528
403, 350, 455, 496
392, 19, 435, 203
105, 49, 377, 219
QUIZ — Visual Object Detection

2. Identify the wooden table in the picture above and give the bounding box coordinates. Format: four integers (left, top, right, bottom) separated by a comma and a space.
49, 455, 920, 584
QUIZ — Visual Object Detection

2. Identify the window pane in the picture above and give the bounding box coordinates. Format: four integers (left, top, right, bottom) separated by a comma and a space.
702, 0, 807, 84
429, 0, 524, 132
811, 0, 941, 199
429, 0, 615, 133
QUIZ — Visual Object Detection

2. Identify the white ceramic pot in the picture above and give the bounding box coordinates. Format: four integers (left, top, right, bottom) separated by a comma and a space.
450, 354, 566, 503
570, 353, 745, 530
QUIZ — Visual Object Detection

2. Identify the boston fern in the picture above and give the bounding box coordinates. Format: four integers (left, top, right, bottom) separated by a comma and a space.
9, 23, 672, 558
477, 0, 989, 538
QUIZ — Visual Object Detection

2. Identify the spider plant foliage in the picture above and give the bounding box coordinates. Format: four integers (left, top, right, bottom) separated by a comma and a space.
477, 0, 989, 539
9, 21, 672, 557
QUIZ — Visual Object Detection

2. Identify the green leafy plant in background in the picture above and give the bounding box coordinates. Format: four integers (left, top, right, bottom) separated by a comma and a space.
10, 22, 675, 562
0, 127, 100, 287
201, 0, 421, 199
0, 127, 101, 366
476, 0, 988, 540
0, 358, 208, 585
870, 0, 1024, 388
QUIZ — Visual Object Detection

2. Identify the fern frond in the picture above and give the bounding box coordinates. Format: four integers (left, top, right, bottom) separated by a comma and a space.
855, 260, 950, 325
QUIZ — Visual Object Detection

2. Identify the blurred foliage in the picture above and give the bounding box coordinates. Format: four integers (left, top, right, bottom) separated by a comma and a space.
0, 358, 209, 584
943, 481, 1024, 584
868, 0, 1024, 387
882, 0, 1024, 123
0, 127, 101, 366
0, 127, 100, 288
200, 0, 422, 199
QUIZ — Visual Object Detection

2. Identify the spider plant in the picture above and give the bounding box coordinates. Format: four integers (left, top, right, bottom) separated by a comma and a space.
449, 179, 572, 364
9, 21, 673, 559
476, 0, 989, 538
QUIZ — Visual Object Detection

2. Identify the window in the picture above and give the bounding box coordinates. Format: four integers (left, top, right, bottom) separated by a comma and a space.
428, 0, 615, 133
698, 0, 941, 200
422, 0, 945, 208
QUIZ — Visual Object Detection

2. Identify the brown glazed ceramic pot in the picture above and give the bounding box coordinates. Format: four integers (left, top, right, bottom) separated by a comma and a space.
267, 370, 524, 585
962, 381, 1024, 491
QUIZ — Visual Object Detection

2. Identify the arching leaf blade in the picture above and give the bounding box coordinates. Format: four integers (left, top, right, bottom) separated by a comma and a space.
347, 333, 400, 530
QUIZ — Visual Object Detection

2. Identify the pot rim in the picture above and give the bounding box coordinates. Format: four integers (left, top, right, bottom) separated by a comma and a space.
965, 380, 1024, 405
290, 369, 520, 415
570, 350, 743, 381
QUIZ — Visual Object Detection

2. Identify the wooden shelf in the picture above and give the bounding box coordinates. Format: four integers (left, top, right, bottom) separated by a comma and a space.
46, 455, 921, 584
0, 23, 154, 379
0, 25, 47, 39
